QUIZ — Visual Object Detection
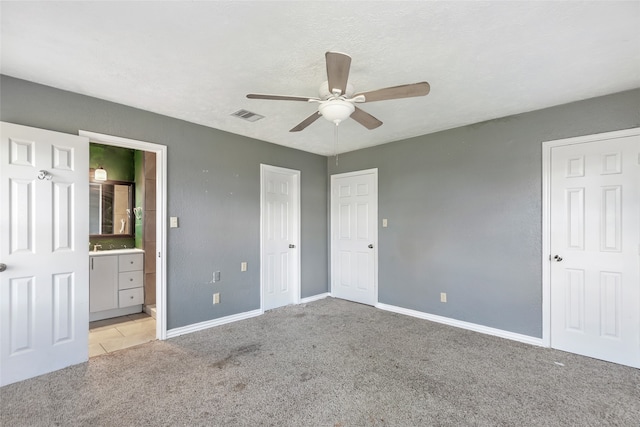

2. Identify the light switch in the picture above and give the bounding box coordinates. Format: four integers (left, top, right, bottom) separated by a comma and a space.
241, 262, 247, 272
382, 218, 388, 228
170, 217, 179, 228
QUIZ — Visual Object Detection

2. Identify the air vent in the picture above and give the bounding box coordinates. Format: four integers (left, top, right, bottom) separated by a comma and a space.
231, 109, 264, 122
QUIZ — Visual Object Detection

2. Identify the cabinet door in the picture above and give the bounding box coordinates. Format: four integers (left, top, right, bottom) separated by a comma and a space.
89, 256, 118, 312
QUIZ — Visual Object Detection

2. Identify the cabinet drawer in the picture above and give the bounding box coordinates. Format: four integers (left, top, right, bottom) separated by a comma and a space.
119, 287, 144, 307
119, 253, 143, 272
119, 271, 143, 290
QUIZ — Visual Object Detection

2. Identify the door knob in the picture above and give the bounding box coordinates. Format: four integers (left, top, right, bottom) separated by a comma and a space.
0, 263, 6, 272
553, 255, 563, 262
37, 170, 53, 180
368, 244, 374, 249
289, 244, 296, 248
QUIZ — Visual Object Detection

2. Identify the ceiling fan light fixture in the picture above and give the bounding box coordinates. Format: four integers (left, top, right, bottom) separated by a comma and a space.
319, 100, 355, 125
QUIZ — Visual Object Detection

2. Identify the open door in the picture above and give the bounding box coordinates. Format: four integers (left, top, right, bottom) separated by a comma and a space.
1, 122, 89, 386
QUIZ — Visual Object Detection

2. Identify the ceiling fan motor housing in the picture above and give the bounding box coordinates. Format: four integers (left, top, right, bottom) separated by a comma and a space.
319, 81, 354, 99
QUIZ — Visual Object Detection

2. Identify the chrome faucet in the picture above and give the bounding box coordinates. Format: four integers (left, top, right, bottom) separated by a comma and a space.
93, 244, 102, 252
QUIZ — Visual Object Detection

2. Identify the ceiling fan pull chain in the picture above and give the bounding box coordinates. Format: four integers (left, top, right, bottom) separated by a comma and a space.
334, 123, 339, 166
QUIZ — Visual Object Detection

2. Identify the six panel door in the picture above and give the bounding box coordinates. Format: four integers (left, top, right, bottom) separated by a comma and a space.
262, 166, 299, 311
0, 122, 89, 386
550, 134, 639, 368
331, 169, 378, 306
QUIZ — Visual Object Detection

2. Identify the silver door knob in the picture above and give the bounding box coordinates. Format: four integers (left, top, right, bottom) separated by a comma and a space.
289, 244, 296, 248
0, 263, 6, 272
37, 170, 52, 180
368, 244, 374, 249
553, 255, 563, 262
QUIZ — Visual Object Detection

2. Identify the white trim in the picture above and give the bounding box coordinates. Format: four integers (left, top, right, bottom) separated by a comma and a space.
300, 293, 330, 304
260, 164, 301, 310
79, 130, 168, 340
542, 127, 640, 148
541, 137, 552, 347
541, 127, 640, 349
376, 303, 544, 347
330, 168, 379, 305
166, 295, 328, 339
166, 309, 263, 339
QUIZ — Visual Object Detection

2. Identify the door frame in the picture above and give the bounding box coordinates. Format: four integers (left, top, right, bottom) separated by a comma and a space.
541, 127, 640, 348
79, 130, 168, 340
330, 168, 379, 305
259, 164, 301, 311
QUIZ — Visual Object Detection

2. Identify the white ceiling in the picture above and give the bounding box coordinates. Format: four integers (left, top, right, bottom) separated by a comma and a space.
1, 1, 639, 156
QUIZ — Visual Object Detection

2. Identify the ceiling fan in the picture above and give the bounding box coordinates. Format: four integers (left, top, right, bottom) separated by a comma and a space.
247, 51, 430, 132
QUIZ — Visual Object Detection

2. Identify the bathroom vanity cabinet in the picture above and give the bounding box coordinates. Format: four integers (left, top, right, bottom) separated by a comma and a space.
89, 249, 144, 321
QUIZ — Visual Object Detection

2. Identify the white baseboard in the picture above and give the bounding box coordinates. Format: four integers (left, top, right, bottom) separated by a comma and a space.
375, 302, 544, 347
165, 296, 542, 350
300, 292, 329, 304
166, 309, 263, 339
166, 293, 331, 339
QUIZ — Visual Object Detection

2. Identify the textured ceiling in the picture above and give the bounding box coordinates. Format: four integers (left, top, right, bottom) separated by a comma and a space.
1, 1, 639, 155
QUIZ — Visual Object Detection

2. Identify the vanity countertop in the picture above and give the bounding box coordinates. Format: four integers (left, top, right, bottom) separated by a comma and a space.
89, 248, 145, 257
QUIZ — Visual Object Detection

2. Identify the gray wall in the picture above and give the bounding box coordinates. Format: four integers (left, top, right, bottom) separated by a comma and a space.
0, 75, 328, 330
328, 89, 640, 338
3, 74, 638, 338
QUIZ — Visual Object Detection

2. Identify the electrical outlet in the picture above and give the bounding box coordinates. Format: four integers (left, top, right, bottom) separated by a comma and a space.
213, 271, 221, 282
213, 293, 220, 304
440, 292, 447, 303
241, 262, 247, 272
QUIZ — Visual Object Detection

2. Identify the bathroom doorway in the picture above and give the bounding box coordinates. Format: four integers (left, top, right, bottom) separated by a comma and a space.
80, 130, 167, 355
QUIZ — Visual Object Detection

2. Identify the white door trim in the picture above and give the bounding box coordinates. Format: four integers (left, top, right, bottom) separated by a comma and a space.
260, 164, 301, 311
330, 168, 379, 305
541, 127, 640, 348
79, 130, 168, 340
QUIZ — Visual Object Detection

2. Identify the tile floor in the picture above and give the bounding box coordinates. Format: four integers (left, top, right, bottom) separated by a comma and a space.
89, 312, 156, 357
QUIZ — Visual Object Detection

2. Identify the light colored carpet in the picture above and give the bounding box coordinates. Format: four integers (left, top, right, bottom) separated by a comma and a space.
2, 297, 639, 426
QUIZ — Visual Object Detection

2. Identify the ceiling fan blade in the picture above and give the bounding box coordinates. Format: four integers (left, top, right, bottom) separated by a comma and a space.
355, 82, 430, 103
350, 107, 383, 130
290, 112, 322, 132
325, 51, 352, 96
247, 94, 315, 102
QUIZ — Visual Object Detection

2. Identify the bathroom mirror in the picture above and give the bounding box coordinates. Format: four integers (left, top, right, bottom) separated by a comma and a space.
89, 181, 135, 237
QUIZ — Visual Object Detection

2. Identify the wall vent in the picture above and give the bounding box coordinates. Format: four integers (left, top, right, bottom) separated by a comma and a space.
231, 109, 264, 122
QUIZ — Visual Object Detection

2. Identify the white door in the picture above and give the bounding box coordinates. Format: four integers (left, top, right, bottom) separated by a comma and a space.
331, 169, 378, 306
261, 165, 300, 311
549, 131, 639, 368
1, 122, 89, 386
